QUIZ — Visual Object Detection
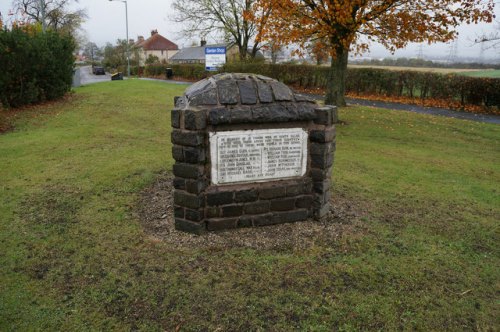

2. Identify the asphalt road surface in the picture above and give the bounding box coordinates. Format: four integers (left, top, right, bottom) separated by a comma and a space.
79, 65, 112, 85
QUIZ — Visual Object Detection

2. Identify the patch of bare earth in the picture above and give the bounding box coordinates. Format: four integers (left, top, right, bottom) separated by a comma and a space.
138, 171, 367, 250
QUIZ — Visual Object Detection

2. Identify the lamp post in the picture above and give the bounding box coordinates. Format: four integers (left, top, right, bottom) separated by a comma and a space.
109, 0, 130, 77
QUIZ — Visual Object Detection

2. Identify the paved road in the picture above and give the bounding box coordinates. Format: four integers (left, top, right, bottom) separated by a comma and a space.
79, 65, 112, 85
315, 96, 500, 125
346, 98, 500, 125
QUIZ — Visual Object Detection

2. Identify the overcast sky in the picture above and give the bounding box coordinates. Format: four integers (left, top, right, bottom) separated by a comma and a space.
1, 0, 499, 61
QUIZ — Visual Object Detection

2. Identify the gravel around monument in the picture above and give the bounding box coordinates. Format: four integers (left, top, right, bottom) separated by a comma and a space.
138, 171, 365, 250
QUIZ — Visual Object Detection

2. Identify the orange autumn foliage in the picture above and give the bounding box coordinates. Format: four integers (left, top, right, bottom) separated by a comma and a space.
247, 0, 496, 106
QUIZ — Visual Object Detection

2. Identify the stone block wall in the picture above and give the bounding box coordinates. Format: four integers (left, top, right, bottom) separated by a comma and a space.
171, 73, 336, 234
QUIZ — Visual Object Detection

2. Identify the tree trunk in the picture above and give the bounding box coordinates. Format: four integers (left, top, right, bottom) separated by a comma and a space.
325, 46, 348, 106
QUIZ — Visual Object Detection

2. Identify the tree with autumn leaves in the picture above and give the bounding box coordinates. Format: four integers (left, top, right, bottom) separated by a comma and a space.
248, 0, 495, 106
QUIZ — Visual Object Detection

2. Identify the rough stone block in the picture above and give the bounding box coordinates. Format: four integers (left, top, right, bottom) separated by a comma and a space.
244, 201, 270, 215
172, 145, 184, 162
314, 203, 330, 219
271, 209, 309, 224
260, 186, 286, 199
314, 106, 336, 125
173, 163, 204, 179
310, 128, 336, 143
189, 88, 218, 106
171, 129, 204, 147
238, 80, 257, 105
184, 109, 206, 130
171, 109, 180, 128
238, 216, 253, 228
313, 180, 331, 194
286, 183, 309, 196
206, 191, 234, 206
186, 179, 207, 194
310, 142, 334, 156
174, 190, 204, 209
295, 103, 316, 120
208, 107, 231, 125
310, 168, 327, 182
217, 79, 239, 104
184, 146, 205, 164
270, 197, 296, 211
230, 107, 253, 123
251, 213, 274, 226
251, 106, 271, 122
206, 218, 238, 231
271, 82, 292, 101
173, 177, 186, 190
264, 104, 290, 122
174, 206, 184, 218
294, 94, 315, 102
311, 152, 334, 169
296, 195, 314, 208
234, 189, 258, 203
175, 218, 206, 235
185, 208, 204, 222
313, 190, 330, 206
222, 205, 243, 217
256, 81, 273, 103
283, 103, 299, 119
206, 207, 219, 218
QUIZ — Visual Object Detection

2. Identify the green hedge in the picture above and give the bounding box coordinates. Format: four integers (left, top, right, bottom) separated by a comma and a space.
0, 26, 75, 108
143, 63, 500, 109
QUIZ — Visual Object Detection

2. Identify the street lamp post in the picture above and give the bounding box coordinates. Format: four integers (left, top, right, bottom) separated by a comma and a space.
109, 0, 130, 77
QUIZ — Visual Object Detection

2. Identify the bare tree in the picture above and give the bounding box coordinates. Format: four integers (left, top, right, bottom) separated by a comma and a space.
475, 21, 500, 50
12, 0, 87, 36
171, 0, 270, 60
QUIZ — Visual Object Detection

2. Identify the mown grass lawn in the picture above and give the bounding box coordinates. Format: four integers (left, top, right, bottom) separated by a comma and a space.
0, 79, 498, 331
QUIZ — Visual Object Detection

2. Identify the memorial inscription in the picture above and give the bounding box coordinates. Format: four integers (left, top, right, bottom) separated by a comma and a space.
210, 128, 308, 185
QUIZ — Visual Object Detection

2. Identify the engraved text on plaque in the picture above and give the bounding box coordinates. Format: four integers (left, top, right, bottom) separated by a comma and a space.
210, 128, 308, 184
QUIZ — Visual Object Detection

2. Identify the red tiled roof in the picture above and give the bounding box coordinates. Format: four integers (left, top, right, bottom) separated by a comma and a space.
140, 33, 178, 51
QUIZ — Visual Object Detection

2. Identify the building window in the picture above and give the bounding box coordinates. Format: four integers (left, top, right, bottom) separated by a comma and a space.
161, 50, 164, 55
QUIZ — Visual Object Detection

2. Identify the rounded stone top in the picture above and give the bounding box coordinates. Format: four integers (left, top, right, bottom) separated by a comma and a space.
175, 73, 315, 109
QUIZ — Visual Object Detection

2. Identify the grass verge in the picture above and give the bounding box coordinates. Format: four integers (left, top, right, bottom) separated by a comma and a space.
0, 79, 499, 330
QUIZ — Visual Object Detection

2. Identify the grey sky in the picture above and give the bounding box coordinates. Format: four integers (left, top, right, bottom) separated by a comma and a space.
1, 0, 498, 61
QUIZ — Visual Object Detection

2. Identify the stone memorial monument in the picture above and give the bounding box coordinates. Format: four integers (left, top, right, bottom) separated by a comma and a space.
171, 73, 336, 234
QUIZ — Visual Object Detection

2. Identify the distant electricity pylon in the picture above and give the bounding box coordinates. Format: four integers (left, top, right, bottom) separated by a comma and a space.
416, 44, 424, 60
447, 39, 459, 64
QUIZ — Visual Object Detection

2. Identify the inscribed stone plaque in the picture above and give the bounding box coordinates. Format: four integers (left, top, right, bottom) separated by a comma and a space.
210, 128, 308, 185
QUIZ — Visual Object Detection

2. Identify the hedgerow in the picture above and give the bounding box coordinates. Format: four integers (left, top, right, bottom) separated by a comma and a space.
0, 25, 75, 108
142, 63, 500, 111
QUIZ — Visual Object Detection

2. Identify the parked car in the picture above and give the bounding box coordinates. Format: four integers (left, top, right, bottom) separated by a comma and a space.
92, 66, 105, 75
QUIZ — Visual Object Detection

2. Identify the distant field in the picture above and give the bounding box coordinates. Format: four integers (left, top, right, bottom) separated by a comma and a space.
348, 64, 486, 74
457, 70, 500, 78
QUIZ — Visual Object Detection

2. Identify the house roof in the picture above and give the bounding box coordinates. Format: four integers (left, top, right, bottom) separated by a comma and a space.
170, 44, 226, 61
140, 33, 178, 51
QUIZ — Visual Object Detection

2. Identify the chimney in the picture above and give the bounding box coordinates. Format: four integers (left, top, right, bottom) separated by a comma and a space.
151, 29, 158, 36
138, 36, 144, 42
201, 39, 207, 47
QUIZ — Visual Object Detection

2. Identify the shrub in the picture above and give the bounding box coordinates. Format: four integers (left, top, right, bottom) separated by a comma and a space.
140, 62, 500, 110
0, 25, 75, 108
